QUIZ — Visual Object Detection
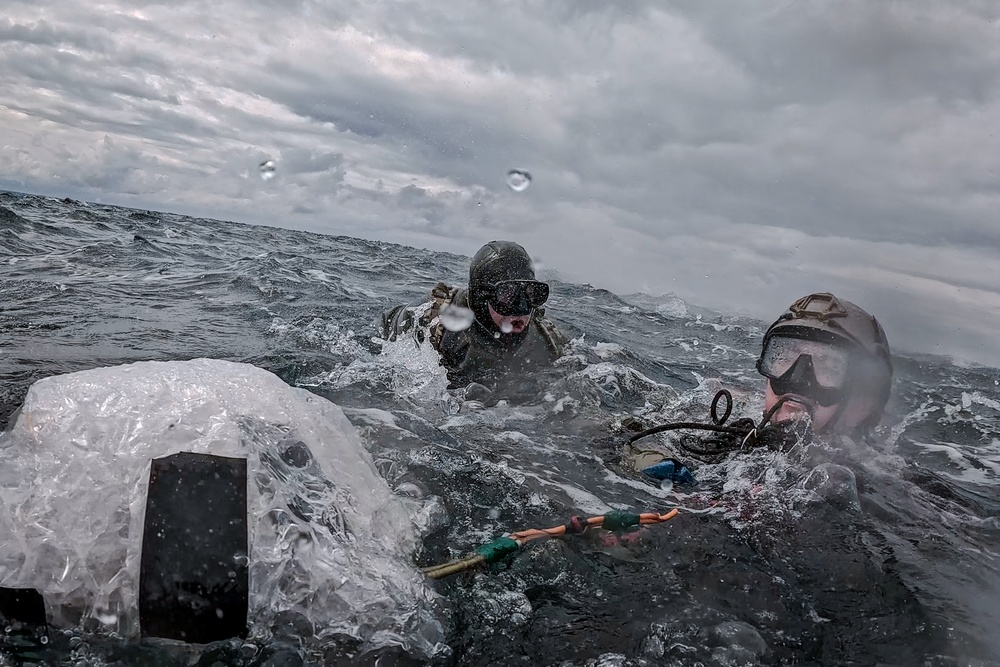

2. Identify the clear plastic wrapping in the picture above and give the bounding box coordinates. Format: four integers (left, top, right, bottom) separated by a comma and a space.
0, 358, 444, 658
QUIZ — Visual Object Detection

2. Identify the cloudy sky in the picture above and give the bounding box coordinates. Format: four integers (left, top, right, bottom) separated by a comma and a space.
3, 1, 1000, 366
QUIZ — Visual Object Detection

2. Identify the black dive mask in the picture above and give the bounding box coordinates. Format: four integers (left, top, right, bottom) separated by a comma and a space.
488, 280, 549, 316
763, 354, 845, 407
757, 334, 856, 407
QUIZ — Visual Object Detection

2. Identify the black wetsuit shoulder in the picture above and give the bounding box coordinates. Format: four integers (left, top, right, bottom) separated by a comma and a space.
382, 284, 565, 390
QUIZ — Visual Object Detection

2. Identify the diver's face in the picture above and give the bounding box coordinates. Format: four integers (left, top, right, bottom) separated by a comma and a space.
764, 381, 840, 433
758, 334, 886, 436
764, 380, 877, 435
759, 334, 852, 433
488, 303, 530, 334
483, 280, 547, 335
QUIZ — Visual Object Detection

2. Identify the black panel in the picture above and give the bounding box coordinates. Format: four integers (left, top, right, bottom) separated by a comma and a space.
0, 587, 46, 626
139, 452, 248, 643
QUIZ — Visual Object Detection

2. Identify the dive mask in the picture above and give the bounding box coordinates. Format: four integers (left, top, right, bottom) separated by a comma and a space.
488, 280, 549, 316
757, 334, 851, 406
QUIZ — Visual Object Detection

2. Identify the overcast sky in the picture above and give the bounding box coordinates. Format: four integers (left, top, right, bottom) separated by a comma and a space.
3, 1, 1000, 366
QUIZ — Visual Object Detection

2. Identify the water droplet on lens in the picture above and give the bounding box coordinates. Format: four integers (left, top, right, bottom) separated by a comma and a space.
505, 169, 532, 192
499, 320, 514, 334
439, 305, 475, 332
258, 160, 277, 181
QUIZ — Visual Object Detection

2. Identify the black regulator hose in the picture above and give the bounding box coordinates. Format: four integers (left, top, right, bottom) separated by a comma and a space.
627, 390, 797, 455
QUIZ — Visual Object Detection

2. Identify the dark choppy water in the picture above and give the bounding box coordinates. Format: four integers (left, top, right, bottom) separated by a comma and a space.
1, 190, 998, 666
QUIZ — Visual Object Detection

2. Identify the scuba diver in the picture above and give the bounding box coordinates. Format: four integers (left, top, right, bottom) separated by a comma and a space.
627, 292, 894, 485
757, 292, 892, 436
381, 241, 565, 394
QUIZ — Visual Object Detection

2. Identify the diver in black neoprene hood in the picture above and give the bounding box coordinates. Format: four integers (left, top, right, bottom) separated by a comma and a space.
382, 241, 565, 391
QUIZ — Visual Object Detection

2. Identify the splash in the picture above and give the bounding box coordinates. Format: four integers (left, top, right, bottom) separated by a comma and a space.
0, 359, 445, 659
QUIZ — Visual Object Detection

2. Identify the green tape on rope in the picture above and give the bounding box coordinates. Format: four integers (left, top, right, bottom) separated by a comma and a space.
602, 510, 641, 532
474, 536, 521, 564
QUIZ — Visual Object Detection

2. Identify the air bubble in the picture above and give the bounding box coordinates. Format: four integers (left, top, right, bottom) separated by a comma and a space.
395, 482, 424, 498
258, 160, 277, 181
499, 320, 514, 334
439, 305, 475, 332
505, 169, 532, 192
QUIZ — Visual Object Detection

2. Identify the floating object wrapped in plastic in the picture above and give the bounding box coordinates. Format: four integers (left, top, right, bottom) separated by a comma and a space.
0, 358, 445, 658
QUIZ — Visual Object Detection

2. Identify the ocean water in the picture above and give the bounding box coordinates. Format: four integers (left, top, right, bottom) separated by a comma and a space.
1, 190, 998, 666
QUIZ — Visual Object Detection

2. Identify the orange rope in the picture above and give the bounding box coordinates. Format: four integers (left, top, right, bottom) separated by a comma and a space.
639, 509, 679, 524
421, 509, 681, 579
508, 510, 677, 545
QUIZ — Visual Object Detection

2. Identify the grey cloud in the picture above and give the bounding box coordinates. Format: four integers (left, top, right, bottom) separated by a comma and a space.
3, 0, 1000, 365
684, 3, 1000, 106
3, 98, 214, 152
0, 18, 114, 52
328, 0, 659, 78
279, 148, 345, 176
251, 64, 496, 171
0, 43, 179, 112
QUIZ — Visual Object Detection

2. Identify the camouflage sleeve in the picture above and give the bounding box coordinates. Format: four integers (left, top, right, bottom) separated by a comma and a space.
380, 282, 456, 343
532, 309, 567, 359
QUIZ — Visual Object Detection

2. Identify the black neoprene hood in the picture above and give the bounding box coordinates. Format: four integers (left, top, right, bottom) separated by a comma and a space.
469, 241, 537, 288
468, 241, 539, 328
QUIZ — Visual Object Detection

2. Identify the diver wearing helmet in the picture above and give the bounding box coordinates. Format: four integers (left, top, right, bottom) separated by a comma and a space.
381, 241, 565, 392
758, 292, 893, 438
623, 292, 893, 485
